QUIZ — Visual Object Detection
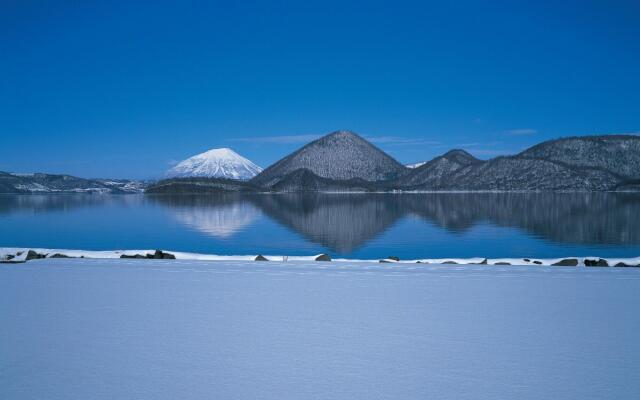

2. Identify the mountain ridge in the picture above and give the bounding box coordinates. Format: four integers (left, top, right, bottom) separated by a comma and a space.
398, 135, 640, 191
0, 172, 145, 194
515, 134, 640, 179
4, 132, 640, 194
148, 132, 640, 192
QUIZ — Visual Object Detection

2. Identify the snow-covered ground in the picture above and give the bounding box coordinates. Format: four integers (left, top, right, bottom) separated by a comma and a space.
1, 259, 639, 399
2, 247, 639, 266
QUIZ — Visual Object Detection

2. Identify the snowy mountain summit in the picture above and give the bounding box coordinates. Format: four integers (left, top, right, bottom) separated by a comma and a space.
165, 148, 262, 180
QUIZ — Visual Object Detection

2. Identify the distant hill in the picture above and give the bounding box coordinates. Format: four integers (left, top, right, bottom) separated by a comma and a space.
516, 135, 640, 179
395, 150, 481, 188
399, 136, 640, 191
0, 172, 145, 194
251, 130, 407, 187
166, 148, 262, 180
145, 177, 259, 194
147, 169, 377, 193
409, 156, 620, 191
269, 169, 378, 192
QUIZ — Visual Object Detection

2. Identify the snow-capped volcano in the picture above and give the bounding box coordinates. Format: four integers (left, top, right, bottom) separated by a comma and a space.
165, 148, 262, 180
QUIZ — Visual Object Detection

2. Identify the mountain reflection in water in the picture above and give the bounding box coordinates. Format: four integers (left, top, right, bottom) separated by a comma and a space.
149, 193, 640, 252
2, 193, 639, 258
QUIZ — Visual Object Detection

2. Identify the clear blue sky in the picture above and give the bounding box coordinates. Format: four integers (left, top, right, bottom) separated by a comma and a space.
1, 0, 639, 179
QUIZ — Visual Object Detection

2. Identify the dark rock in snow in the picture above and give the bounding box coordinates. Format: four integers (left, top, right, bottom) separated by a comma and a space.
442, 260, 458, 264
387, 256, 400, 261
49, 253, 70, 258
152, 250, 175, 259
0, 259, 24, 264
584, 258, 609, 267
255, 255, 269, 261
120, 251, 175, 259
315, 254, 331, 261
614, 262, 639, 267
26, 250, 46, 260
552, 258, 579, 266
120, 254, 147, 259
494, 262, 511, 265
1, 254, 19, 263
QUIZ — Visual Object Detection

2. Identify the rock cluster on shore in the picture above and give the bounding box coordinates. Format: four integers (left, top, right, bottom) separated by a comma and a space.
120, 250, 176, 259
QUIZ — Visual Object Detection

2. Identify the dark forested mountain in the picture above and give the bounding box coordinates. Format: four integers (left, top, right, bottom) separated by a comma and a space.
399, 155, 622, 191
517, 135, 640, 179
394, 149, 481, 188
146, 169, 378, 193
145, 177, 258, 194
0, 172, 145, 194
269, 169, 378, 192
251, 130, 407, 187
398, 135, 640, 191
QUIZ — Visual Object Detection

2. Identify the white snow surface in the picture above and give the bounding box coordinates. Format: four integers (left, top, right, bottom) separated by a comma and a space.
406, 161, 428, 169
165, 147, 262, 180
1, 258, 639, 399
2, 247, 639, 267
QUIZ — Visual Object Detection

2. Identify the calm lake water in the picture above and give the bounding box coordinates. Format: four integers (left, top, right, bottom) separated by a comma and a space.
1, 193, 639, 259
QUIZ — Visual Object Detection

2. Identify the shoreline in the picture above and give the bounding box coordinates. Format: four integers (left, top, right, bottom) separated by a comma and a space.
2, 247, 639, 267
3, 189, 640, 195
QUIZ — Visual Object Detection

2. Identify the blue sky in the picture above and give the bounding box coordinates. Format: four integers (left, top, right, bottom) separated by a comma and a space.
1, 0, 639, 179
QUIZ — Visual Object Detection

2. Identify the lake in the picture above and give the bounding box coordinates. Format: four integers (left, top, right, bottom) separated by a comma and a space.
1, 192, 639, 259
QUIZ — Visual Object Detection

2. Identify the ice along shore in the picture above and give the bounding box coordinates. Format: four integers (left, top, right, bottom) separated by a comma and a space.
1, 247, 639, 267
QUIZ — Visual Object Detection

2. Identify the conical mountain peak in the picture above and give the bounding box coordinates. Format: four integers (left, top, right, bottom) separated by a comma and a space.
252, 130, 406, 187
442, 149, 480, 165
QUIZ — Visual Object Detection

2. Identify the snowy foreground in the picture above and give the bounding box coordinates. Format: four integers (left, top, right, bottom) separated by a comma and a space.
1, 259, 640, 399
2, 247, 640, 267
